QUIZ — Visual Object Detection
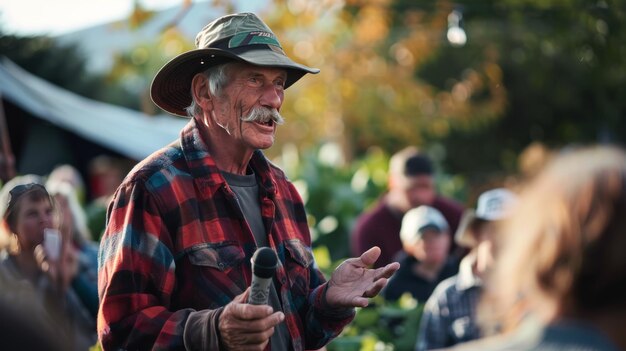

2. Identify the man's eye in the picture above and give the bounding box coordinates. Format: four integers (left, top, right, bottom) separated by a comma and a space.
248, 77, 262, 86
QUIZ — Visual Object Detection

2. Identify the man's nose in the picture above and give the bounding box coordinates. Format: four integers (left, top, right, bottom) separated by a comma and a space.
259, 85, 283, 110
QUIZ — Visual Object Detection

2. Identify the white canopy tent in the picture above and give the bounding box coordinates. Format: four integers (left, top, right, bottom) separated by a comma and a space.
0, 57, 187, 161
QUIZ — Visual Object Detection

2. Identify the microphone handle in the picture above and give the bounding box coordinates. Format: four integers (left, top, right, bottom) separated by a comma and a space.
248, 275, 272, 305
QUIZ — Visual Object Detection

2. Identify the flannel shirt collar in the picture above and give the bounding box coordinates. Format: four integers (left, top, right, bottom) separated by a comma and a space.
179, 118, 277, 195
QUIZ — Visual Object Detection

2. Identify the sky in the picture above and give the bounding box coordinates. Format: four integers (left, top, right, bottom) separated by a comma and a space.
0, 0, 188, 36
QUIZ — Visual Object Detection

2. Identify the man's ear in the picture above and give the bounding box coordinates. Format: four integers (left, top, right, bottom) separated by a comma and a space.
191, 74, 213, 111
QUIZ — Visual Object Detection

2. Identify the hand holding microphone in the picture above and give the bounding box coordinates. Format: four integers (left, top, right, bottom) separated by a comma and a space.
218, 247, 284, 350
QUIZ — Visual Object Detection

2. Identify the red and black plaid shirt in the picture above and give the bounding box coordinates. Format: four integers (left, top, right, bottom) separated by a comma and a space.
98, 118, 354, 350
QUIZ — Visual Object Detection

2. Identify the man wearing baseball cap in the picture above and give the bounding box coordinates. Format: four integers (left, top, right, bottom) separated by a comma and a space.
97, 13, 399, 351
416, 188, 518, 350
351, 147, 465, 269
382, 205, 459, 303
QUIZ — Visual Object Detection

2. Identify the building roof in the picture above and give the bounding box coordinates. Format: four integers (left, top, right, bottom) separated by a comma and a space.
0, 57, 187, 161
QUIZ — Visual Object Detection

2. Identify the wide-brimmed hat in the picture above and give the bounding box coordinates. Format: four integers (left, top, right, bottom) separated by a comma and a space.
400, 206, 450, 245
455, 188, 518, 248
150, 12, 320, 117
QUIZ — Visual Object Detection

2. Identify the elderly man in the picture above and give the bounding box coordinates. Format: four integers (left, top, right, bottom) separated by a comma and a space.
97, 12, 399, 351
381, 206, 458, 303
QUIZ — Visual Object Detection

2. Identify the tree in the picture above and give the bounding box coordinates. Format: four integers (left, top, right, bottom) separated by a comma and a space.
407, 0, 626, 180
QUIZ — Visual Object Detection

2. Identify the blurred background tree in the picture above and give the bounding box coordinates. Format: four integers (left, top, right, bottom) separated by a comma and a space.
4, 0, 624, 184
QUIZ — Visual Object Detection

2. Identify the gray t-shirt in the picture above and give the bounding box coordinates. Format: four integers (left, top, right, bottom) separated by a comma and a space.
221, 170, 292, 351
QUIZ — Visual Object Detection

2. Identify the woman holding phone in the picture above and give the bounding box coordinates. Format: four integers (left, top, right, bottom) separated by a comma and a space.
0, 177, 95, 350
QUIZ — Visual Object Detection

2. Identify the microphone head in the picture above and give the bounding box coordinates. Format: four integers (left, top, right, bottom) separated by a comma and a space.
252, 247, 278, 279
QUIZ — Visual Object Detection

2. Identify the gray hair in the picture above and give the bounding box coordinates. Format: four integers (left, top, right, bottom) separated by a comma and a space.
185, 62, 235, 118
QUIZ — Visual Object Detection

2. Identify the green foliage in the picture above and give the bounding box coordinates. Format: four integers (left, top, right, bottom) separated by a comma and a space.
283, 141, 467, 264
281, 143, 388, 261
406, 0, 626, 180
327, 294, 425, 351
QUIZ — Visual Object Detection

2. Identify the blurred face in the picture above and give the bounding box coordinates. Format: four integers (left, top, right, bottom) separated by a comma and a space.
210, 63, 287, 152
53, 194, 74, 235
402, 174, 436, 208
474, 220, 499, 244
413, 228, 451, 264
13, 197, 55, 252
474, 221, 499, 271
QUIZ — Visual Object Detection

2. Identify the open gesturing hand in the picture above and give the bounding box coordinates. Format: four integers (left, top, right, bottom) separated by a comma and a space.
325, 246, 400, 308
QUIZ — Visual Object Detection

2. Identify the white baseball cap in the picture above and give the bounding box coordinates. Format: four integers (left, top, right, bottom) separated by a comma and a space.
400, 206, 449, 245
455, 188, 518, 248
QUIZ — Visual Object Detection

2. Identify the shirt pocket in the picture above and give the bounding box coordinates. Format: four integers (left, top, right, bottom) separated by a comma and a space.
181, 241, 247, 307
283, 239, 313, 296
186, 242, 245, 271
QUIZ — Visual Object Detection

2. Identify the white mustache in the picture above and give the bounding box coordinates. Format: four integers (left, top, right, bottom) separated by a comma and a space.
240, 107, 284, 125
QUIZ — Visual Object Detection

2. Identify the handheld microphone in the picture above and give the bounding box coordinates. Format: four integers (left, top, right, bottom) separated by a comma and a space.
248, 247, 278, 305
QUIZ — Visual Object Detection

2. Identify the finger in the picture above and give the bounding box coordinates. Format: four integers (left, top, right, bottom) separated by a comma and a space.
363, 278, 389, 298
222, 331, 271, 351
238, 340, 270, 351
237, 325, 277, 344
34, 244, 46, 265
219, 310, 283, 350
374, 262, 400, 280
34, 245, 52, 273
359, 246, 382, 267
231, 302, 274, 320
233, 287, 250, 304
350, 295, 369, 308
234, 311, 285, 332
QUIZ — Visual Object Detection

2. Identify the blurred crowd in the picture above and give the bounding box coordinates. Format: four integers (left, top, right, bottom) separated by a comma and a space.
1, 144, 625, 351
0, 155, 129, 351
351, 144, 626, 351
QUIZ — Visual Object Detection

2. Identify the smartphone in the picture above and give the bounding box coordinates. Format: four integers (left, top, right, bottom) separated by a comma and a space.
43, 228, 61, 261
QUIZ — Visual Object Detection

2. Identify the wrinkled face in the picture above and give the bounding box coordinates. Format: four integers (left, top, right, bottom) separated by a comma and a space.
401, 174, 436, 208
413, 228, 450, 265
14, 197, 55, 252
211, 63, 287, 151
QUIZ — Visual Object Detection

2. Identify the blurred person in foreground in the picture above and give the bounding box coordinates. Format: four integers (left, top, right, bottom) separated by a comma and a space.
447, 145, 626, 351
0, 177, 96, 350
416, 188, 518, 350
352, 147, 464, 268
98, 12, 399, 351
382, 205, 458, 303
0, 298, 64, 351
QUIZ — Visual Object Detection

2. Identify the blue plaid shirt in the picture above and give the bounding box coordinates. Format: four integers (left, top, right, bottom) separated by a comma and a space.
416, 253, 482, 350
